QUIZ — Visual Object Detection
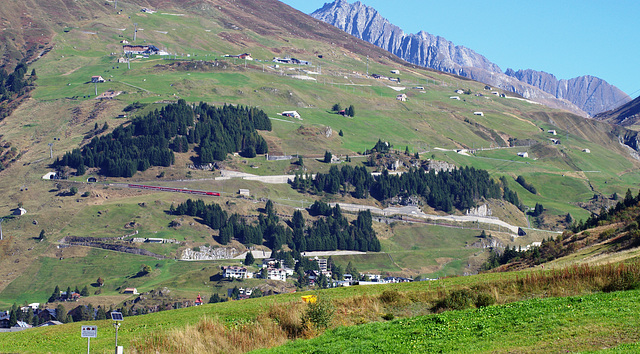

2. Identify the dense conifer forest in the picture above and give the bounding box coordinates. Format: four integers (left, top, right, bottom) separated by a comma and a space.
54, 100, 271, 177
293, 164, 508, 213
172, 199, 381, 252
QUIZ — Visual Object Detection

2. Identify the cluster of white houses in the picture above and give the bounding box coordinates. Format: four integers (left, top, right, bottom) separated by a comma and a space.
221, 256, 414, 286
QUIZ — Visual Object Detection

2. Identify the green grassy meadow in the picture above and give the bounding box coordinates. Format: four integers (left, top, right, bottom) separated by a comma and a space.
257, 290, 640, 353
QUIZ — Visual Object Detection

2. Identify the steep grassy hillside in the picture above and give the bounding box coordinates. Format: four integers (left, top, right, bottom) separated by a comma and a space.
0, 0, 639, 313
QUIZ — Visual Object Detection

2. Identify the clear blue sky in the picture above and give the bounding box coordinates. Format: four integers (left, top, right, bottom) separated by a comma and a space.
280, 0, 639, 97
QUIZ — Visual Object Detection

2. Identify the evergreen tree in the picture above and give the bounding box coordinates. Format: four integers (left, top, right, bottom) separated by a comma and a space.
345, 262, 358, 278
96, 306, 107, 320
80, 285, 89, 297
56, 304, 68, 323
244, 252, 255, 266
323, 150, 332, 163
565, 213, 573, 223
347, 105, 355, 117
9, 307, 17, 327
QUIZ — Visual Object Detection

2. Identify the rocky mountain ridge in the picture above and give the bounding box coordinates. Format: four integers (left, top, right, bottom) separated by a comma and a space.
311, 0, 631, 117
594, 95, 640, 127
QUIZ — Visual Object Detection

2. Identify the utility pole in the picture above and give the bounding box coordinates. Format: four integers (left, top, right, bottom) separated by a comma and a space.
0, 218, 3, 240
48, 143, 53, 159
114, 0, 117, 9
133, 23, 138, 42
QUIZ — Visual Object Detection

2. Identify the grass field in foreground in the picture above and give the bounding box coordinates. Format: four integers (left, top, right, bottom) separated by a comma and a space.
256, 290, 640, 353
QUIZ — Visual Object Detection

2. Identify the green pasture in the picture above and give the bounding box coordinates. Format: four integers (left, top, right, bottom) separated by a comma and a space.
259, 290, 640, 353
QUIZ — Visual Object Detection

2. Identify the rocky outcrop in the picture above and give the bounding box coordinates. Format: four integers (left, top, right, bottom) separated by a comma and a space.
466, 204, 492, 217
312, 0, 629, 117
505, 69, 631, 116
312, 0, 500, 76
181, 245, 238, 260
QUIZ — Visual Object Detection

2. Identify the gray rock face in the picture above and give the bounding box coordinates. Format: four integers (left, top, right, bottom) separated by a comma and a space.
505, 69, 631, 116
312, 0, 500, 76
312, 0, 630, 117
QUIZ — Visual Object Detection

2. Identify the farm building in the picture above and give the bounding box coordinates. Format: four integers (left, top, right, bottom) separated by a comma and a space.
91, 76, 105, 83
396, 93, 407, 102
547, 130, 557, 135
272, 57, 311, 65
583, 148, 591, 153
281, 111, 301, 119
473, 112, 484, 116
13, 207, 27, 216
390, 69, 400, 74
123, 45, 160, 55
123, 288, 139, 295
225, 53, 253, 60
238, 189, 250, 197
517, 152, 529, 158
450, 96, 460, 100
455, 89, 464, 94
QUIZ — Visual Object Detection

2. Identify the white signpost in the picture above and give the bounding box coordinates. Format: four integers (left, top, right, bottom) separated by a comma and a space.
81, 325, 97, 353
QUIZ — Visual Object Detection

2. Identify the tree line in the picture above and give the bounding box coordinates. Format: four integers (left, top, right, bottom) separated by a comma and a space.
0, 62, 35, 119
172, 199, 380, 252
293, 164, 510, 213
481, 189, 640, 270
54, 100, 271, 177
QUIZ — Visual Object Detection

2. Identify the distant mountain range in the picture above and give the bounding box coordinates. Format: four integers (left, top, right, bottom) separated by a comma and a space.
311, 0, 631, 117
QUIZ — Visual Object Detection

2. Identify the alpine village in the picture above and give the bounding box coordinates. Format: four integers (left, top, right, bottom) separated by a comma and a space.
1, 0, 640, 352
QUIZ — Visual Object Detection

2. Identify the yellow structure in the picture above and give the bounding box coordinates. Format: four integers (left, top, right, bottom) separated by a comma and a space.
301, 295, 317, 304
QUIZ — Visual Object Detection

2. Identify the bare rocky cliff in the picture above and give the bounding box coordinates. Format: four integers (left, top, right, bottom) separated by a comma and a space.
312, 0, 500, 76
312, 0, 630, 117
505, 69, 631, 117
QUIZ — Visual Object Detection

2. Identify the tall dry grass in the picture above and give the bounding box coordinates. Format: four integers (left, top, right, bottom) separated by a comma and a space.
132, 261, 640, 353
132, 316, 289, 354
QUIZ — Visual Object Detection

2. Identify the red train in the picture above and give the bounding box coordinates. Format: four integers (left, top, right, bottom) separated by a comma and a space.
128, 184, 220, 196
